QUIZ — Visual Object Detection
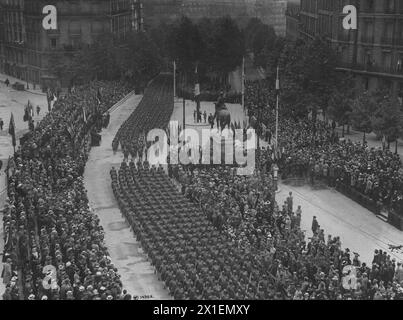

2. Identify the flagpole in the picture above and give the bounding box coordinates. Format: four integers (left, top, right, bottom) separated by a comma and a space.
275, 65, 280, 150
183, 96, 186, 132
242, 56, 245, 112
182, 72, 186, 133
173, 60, 176, 99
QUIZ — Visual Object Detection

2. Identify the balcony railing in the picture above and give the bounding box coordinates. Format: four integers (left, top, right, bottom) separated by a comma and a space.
380, 36, 394, 45
384, 8, 396, 14
361, 35, 374, 44
337, 61, 403, 76
338, 33, 352, 42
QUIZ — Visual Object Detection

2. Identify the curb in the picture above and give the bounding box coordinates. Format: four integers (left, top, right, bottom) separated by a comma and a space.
0, 79, 45, 96
25, 89, 46, 96
108, 90, 137, 114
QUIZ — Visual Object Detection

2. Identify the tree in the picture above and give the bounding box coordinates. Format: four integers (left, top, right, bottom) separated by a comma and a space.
118, 32, 163, 86
211, 16, 245, 85
169, 17, 204, 76
243, 18, 276, 67
350, 91, 377, 143
274, 37, 345, 120
196, 18, 216, 81
326, 73, 356, 135
244, 18, 264, 52
47, 52, 74, 87
371, 94, 403, 150
327, 90, 352, 137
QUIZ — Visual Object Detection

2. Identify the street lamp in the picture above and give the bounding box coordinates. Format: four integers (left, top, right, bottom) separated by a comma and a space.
275, 65, 280, 150
273, 66, 280, 194
272, 163, 279, 192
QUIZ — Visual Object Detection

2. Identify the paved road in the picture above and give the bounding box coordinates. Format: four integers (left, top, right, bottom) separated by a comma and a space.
83, 92, 171, 299
277, 182, 403, 264
229, 56, 266, 94
171, 99, 269, 151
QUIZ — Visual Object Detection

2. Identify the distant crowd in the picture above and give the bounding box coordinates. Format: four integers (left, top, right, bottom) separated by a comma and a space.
245, 80, 403, 216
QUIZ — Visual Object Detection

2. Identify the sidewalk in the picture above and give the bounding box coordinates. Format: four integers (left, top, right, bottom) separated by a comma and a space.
335, 126, 403, 160
0, 73, 45, 96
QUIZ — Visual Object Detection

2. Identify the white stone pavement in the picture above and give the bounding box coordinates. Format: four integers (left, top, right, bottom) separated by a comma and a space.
83, 93, 171, 299
172, 99, 246, 131
277, 183, 403, 264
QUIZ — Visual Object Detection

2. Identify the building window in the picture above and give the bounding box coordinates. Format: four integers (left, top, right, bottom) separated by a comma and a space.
382, 52, 391, 71
50, 38, 57, 49
384, 0, 395, 13
363, 77, 369, 91
397, 55, 403, 73
381, 79, 392, 93
398, 83, 403, 106
367, 0, 374, 11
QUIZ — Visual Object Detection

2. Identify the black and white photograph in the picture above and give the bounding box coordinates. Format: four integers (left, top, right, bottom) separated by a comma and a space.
0, 0, 403, 308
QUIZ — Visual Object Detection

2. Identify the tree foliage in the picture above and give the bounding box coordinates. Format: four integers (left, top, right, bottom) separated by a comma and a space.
371, 93, 403, 143
244, 18, 276, 67
49, 32, 162, 86
273, 37, 347, 119
327, 75, 356, 126
168, 17, 204, 73
350, 91, 377, 134
211, 16, 244, 79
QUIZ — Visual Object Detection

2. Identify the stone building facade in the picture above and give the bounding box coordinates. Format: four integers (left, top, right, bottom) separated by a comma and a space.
143, 0, 287, 36
299, 0, 403, 97
0, 0, 143, 88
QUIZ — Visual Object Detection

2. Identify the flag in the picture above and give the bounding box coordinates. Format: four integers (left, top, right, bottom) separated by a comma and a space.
8, 113, 16, 147
66, 125, 75, 140
97, 88, 102, 105
194, 64, 200, 97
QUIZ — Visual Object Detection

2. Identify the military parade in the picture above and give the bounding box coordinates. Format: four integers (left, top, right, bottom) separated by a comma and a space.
1, 0, 403, 309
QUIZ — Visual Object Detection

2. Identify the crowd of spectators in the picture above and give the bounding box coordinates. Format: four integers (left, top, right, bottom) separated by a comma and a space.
180, 165, 403, 300
2, 80, 132, 300
245, 81, 403, 216
108, 77, 403, 300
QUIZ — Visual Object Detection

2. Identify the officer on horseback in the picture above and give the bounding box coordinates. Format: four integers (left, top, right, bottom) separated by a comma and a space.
214, 92, 231, 130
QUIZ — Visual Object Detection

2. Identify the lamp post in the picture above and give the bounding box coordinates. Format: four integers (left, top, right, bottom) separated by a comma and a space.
173, 60, 176, 99
256, 84, 262, 171
275, 65, 280, 150
241, 56, 245, 114
273, 163, 279, 192
273, 66, 280, 193
183, 95, 186, 132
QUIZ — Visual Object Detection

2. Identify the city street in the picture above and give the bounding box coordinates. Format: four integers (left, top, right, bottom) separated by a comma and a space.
171, 99, 246, 130
277, 183, 403, 264
229, 55, 266, 93
334, 126, 403, 161
83, 92, 170, 299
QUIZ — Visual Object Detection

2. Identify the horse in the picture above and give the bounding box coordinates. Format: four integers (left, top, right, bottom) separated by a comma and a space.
213, 102, 231, 130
